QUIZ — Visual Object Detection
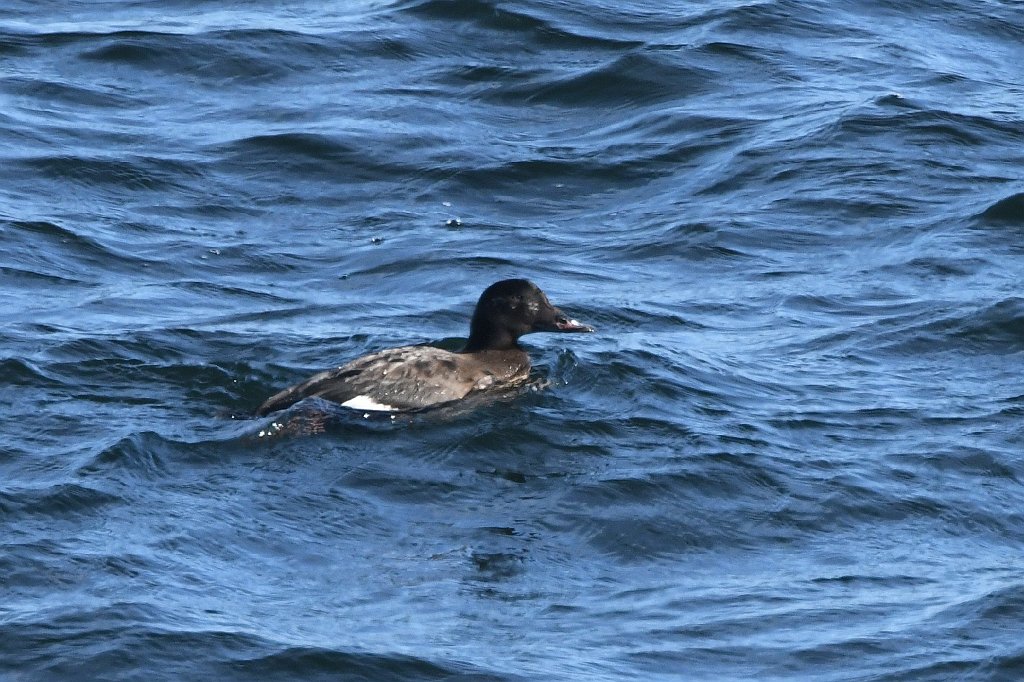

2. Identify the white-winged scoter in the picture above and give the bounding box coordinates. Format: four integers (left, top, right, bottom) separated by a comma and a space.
255, 279, 593, 416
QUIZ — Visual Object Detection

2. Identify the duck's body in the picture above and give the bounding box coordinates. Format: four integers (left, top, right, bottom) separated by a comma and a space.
256, 345, 531, 415
255, 279, 592, 416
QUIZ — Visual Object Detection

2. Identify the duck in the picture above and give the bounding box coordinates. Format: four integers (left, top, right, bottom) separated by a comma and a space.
255, 278, 593, 416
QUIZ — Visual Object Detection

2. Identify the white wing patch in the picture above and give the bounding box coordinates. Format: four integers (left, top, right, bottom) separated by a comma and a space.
340, 395, 397, 412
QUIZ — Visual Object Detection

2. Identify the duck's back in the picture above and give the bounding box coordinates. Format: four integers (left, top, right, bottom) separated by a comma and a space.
255, 345, 531, 416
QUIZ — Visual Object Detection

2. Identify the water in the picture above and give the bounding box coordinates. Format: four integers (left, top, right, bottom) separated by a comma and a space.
3, 0, 1024, 679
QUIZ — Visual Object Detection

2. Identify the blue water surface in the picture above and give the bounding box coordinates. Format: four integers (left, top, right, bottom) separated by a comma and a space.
2, 1, 1024, 680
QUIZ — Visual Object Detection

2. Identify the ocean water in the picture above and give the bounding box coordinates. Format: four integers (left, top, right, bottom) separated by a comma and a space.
2, 0, 1024, 679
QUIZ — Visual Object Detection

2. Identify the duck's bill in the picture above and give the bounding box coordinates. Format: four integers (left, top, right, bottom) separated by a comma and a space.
554, 315, 594, 333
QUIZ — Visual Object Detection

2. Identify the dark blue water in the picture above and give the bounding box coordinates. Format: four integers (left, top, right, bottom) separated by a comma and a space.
3, 1, 1024, 679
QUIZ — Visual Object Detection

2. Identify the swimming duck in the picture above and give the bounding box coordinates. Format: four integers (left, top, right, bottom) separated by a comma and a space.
255, 278, 593, 415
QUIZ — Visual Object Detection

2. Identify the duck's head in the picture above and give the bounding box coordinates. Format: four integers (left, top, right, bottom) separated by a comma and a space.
464, 279, 593, 351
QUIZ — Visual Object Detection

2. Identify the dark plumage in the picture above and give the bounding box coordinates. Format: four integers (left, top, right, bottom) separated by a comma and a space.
255, 279, 593, 416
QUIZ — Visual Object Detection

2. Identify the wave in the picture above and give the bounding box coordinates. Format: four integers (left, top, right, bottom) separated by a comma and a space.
1, 27, 334, 80
20, 155, 200, 191
2, 75, 139, 108
399, 0, 641, 50
0, 607, 518, 682
872, 297, 1024, 356
228, 644, 517, 681
5, 219, 117, 260
0, 356, 73, 395
0, 482, 120, 517
486, 52, 717, 107
979, 192, 1024, 224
